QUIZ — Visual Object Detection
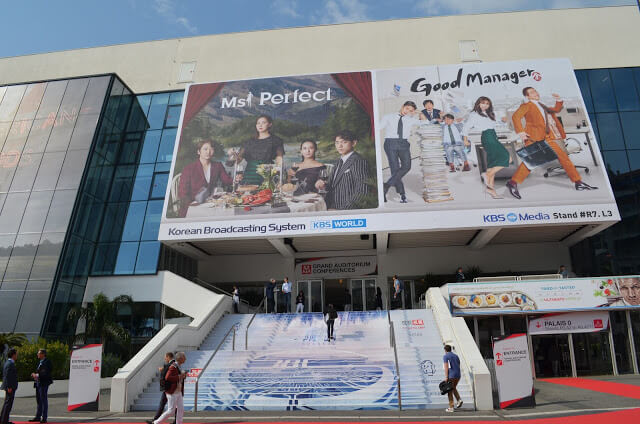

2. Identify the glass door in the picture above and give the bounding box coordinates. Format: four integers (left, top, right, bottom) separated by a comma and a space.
573, 331, 613, 376
388, 279, 414, 309
531, 334, 572, 377
296, 280, 323, 312
349, 279, 378, 311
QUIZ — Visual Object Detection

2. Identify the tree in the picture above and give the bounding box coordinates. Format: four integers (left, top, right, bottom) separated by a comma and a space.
0, 332, 28, 367
67, 293, 133, 352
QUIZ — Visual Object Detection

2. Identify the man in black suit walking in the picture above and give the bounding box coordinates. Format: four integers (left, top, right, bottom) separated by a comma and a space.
316, 131, 369, 210
29, 349, 53, 424
1, 348, 18, 424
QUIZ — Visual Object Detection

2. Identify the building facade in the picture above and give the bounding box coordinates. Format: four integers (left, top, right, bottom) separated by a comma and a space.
0, 5, 639, 373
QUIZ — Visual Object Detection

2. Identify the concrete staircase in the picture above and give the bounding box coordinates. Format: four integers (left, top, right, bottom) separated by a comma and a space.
131, 310, 473, 411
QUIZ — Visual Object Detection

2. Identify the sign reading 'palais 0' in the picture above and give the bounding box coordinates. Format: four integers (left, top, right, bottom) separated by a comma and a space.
294, 256, 377, 278
159, 58, 619, 241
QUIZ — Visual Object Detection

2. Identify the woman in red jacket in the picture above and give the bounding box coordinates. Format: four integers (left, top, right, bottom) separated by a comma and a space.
177, 140, 233, 217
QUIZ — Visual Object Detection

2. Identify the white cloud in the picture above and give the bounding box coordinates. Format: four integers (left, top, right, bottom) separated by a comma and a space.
273, 0, 301, 18
318, 0, 370, 24
153, 0, 198, 34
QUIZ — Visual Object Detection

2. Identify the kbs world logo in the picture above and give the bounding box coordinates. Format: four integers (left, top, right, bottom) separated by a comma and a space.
301, 264, 312, 275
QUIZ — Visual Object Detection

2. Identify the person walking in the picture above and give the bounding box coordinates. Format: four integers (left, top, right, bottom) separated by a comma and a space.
232, 286, 240, 313
153, 352, 187, 424
29, 349, 53, 424
392, 275, 404, 309
281, 277, 292, 313
343, 289, 352, 312
146, 352, 175, 424
295, 290, 305, 313
443, 345, 463, 412
375, 287, 383, 311
325, 304, 338, 341
265, 278, 276, 313
1, 348, 18, 424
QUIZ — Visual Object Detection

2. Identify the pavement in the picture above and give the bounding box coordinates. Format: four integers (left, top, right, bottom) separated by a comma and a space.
4, 375, 640, 423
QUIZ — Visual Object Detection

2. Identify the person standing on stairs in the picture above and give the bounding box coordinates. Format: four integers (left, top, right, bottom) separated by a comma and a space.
265, 278, 276, 313
325, 304, 338, 341
281, 277, 292, 313
443, 345, 463, 412
147, 352, 175, 424
296, 290, 305, 313
232, 286, 240, 313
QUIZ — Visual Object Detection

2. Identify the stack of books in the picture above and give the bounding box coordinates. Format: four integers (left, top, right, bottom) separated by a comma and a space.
415, 124, 453, 203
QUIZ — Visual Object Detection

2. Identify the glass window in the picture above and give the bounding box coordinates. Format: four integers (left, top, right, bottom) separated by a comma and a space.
0, 122, 11, 152
109, 165, 136, 202
0, 290, 25, 332
43, 189, 77, 233
575, 71, 593, 112
9, 152, 43, 192
44, 113, 77, 152
131, 164, 154, 201
0, 162, 17, 192
135, 241, 161, 274
59, 78, 89, 114
32, 151, 65, 190
3, 119, 32, 153
91, 243, 119, 275
44, 280, 71, 334
165, 105, 182, 128
503, 315, 527, 335
169, 91, 184, 105
114, 242, 138, 274
147, 93, 170, 130
36, 80, 68, 120
573, 331, 613, 376
595, 113, 625, 150
14, 289, 49, 333
137, 95, 152, 117
0, 84, 27, 123
98, 202, 128, 243
619, 112, 640, 150
0, 192, 29, 233
57, 149, 90, 190
24, 118, 54, 153
18, 191, 54, 234
0, 234, 17, 281
602, 151, 630, 175
122, 201, 147, 241
631, 311, 640, 372
79, 76, 110, 116
587, 113, 600, 149
157, 128, 177, 163
155, 162, 171, 172
26, 280, 52, 290
151, 172, 169, 199
3, 233, 40, 280
140, 130, 162, 164
141, 200, 163, 240
627, 150, 640, 174
15, 83, 46, 121
68, 114, 99, 150
588, 69, 617, 113
119, 134, 143, 165
610, 68, 640, 112
610, 311, 633, 374
29, 232, 64, 280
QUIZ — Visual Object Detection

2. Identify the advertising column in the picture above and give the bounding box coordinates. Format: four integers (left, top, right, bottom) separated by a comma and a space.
68, 344, 102, 411
492, 334, 535, 408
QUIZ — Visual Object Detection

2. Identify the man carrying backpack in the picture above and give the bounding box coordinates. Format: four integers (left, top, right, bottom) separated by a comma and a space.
154, 352, 186, 424
147, 352, 174, 424
325, 304, 338, 341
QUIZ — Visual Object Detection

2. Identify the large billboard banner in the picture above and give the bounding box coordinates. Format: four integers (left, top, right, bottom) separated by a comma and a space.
159, 58, 618, 241
448, 276, 640, 315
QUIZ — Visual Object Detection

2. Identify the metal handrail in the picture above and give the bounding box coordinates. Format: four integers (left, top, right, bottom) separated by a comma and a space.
193, 277, 254, 307
389, 321, 402, 411
245, 297, 265, 350
194, 324, 236, 412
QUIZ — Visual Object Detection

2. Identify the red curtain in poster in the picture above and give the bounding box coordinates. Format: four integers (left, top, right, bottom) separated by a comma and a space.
330, 72, 375, 138
182, 82, 225, 127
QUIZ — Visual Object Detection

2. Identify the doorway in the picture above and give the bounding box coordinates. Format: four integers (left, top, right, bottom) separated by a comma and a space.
573, 331, 613, 376
350, 278, 377, 311
531, 335, 572, 377
295, 280, 322, 312
388, 279, 415, 309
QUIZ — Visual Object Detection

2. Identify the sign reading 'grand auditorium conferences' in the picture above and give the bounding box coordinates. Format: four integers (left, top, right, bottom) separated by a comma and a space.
159, 58, 618, 241
294, 256, 377, 279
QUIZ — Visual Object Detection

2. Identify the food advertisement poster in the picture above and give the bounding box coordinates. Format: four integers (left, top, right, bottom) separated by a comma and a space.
449, 276, 640, 315
159, 59, 619, 241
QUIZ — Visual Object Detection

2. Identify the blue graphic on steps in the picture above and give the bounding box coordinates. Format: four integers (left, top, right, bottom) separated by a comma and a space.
132, 310, 473, 411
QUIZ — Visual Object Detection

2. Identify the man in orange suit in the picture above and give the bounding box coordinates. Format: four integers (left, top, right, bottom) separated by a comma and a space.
506, 87, 597, 199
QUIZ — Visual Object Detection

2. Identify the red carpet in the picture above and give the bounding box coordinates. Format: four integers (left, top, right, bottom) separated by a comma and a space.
539, 377, 640, 399
11, 408, 640, 424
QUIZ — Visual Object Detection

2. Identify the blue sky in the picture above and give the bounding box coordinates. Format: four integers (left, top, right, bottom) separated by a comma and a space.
0, 0, 634, 58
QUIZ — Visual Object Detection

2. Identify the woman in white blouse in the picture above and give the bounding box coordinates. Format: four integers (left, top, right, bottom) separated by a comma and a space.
462, 97, 510, 199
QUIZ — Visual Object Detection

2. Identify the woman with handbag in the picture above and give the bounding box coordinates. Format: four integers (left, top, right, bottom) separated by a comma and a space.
463, 96, 510, 199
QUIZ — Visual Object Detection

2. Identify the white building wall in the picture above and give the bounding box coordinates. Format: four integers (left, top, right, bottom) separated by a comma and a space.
1, 7, 639, 92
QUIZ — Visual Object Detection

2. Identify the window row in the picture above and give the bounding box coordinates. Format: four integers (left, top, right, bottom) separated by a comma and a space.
92, 240, 161, 275
0, 288, 49, 333
0, 190, 75, 234
576, 68, 640, 113
0, 232, 64, 282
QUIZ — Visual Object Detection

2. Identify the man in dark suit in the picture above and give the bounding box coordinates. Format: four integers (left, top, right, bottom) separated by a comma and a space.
29, 349, 53, 424
146, 352, 175, 424
1, 348, 18, 424
316, 131, 369, 210
420, 99, 442, 122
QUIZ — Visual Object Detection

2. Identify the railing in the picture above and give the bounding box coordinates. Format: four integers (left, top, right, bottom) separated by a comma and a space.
245, 297, 266, 350
194, 324, 236, 412
193, 278, 259, 313
472, 274, 562, 283
389, 321, 402, 411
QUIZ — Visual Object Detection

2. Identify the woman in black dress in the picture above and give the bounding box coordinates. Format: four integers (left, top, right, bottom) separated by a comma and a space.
287, 140, 326, 195
236, 115, 284, 185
